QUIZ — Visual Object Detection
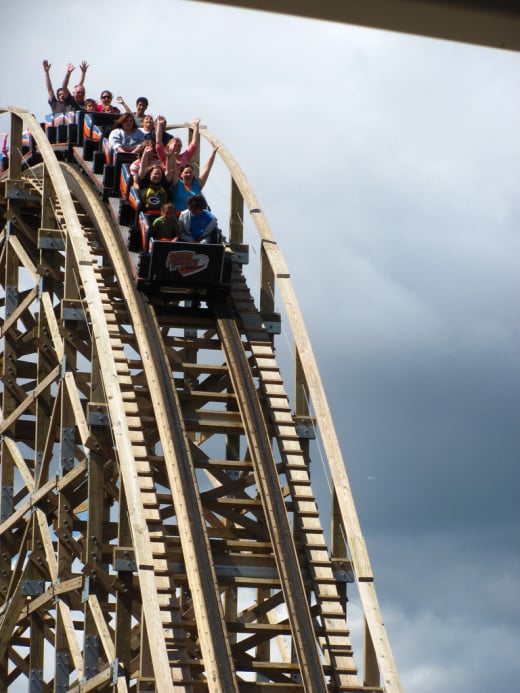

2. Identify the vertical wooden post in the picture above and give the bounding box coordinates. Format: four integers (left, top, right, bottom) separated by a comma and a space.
0, 112, 24, 691
28, 610, 45, 693
331, 492, 348, 612
364, 616, 381, 687
8, 113, 23, 180
260, 242, 275, 317
114, 489, 133, 685
229, 179, 243, 244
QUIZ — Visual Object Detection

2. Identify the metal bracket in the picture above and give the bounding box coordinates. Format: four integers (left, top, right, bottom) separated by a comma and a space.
294, 417, 316, 440
60, 427, 75, 475
5, 285, 19, 319
331, 559, 355, 583
21, 579, 45, 597
81, 575, 90, 603
55, 651, 70, 693
38, 236, 65, 251
230, 243, 249, 265
83, 634, 99, 680
114, 557, 137, 572
62, 301, 87, 323
261, 311, 281, 335
0, 486, 14, 522
6, 184, 40, 202
111, 659, 120, 686
29, 668, 43, 693
88, 410, 110, 427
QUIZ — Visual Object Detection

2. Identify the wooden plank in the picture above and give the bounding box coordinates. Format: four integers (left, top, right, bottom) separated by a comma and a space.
215, 310, 329, 693
87, 594, 116, 660
202, 133, 397, 692
41, 290, 65, 362
6, 228, 40, 282
3, 436, 34, 492
0, 364, 61, 436
63, 372, 95, 449
0, 285, 38, 337
60, 162, 219, 691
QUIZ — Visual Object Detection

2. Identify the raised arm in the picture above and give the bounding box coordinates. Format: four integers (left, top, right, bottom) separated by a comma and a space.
155, 115, 167, 163
198, 143, 218, 190
164, 149, 178, 185
42, 60, 54, 100
116, 96, 132, 114
1, 132, 8, 156
63, 61, 88, 98
155, 115, 166, 144
78, 60, 89, 87
138, 142, 155, 181
186, 117, 201, 158
61, 63, 75, 96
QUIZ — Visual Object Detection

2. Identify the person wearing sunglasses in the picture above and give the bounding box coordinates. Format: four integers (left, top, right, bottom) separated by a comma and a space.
96, 91, 120, 114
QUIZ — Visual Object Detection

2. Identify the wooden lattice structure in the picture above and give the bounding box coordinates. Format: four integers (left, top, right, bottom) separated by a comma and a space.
0, 106, 401, 692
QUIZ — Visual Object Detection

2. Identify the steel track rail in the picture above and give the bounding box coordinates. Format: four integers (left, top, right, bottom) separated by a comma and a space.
11, 113, 179, 692
226, 270, 368, 690
212, 299, 329, 693
201, 127, 402, 693
60, 163, 239, 693
0, 109, 237, 691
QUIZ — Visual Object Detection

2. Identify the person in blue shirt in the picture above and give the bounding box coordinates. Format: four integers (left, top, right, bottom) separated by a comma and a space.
178, 194, 220, 244
173, 143, 218, 213
108, 114, 145, 153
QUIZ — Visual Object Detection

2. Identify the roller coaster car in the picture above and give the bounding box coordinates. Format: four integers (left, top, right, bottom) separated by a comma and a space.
100, 150, 137, 197
137, 240, 232, 299
82, 112, 119, 160
43, 111, 78, 148
0, 131, 40, 176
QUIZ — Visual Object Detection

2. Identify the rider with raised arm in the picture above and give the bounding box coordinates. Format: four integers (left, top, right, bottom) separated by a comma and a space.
42, 60, 77, 114
61, 61, 89, 109
173, 142, 218, 213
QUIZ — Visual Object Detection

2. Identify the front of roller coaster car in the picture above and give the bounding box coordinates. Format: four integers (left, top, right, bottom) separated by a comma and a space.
4, 109, 237, 299
137, 240, 232, 298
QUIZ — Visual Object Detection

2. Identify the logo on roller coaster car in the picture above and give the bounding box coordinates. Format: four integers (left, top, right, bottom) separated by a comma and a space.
165, 250, 209, 276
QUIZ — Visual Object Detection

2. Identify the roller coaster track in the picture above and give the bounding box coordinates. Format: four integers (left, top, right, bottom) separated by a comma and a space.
0, 106, 401, 692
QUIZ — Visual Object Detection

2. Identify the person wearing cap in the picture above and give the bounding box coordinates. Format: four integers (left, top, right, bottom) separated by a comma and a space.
116, 96, 150, 126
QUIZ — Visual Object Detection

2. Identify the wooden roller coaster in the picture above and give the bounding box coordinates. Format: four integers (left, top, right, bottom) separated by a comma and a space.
0, 106, 401, 692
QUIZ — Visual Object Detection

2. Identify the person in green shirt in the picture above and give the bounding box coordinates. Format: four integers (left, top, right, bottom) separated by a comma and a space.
151, 202, 179, 240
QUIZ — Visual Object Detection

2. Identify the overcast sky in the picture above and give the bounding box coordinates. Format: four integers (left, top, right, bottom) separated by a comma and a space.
2, 1, 519, 691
